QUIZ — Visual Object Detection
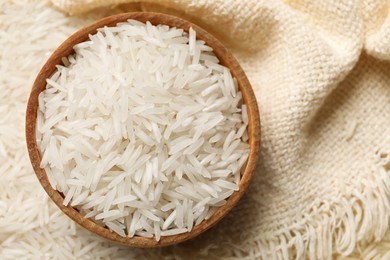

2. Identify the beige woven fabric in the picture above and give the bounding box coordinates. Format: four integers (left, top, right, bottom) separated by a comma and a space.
49, 0, 390, 258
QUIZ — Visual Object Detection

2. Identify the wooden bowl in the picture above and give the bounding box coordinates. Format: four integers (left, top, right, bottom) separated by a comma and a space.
25, 12, 261, 248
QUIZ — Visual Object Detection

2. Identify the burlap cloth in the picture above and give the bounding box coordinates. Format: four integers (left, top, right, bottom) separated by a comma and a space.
3, 0, 390, 259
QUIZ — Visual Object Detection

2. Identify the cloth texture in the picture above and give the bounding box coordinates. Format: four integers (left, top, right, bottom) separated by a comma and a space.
1, 0, 390, 259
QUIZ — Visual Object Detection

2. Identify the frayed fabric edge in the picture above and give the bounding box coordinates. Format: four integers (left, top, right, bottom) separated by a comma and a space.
202, 149, 390, 260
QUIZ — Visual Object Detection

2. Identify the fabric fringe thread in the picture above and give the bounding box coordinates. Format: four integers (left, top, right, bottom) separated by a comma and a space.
198, 147, 390, 260
252, 150, 390, 259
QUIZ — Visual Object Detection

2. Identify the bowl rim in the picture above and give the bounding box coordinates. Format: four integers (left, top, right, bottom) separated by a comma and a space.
25, 12, 261, 248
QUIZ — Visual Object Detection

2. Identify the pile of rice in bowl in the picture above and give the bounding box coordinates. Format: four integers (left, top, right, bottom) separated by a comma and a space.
36, 20, 249, 241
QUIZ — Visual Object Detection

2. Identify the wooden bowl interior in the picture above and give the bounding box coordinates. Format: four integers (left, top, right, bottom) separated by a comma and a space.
26, 12, 260, 247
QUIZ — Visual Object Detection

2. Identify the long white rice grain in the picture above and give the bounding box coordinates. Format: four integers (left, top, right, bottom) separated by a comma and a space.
242, 105, 248, 125
154, 221, 161, 242
175, 203, 184, 228
112, 195, 137, 205
162, 210, 177, 230
213, 179, 239, 191
161, 202, 176, 212
139, 209, 160, 222
195, 207, 209, 225
106, 221, 126, 237
63, 186, 76, 206
134, 231, 153, 238
82, 196, 105, 209
160, 228, 188, 236
71, 190, 89, 206
95, 210, 121, 220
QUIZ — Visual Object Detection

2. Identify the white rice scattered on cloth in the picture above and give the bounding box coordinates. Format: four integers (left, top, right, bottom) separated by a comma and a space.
36, 20, 249, 239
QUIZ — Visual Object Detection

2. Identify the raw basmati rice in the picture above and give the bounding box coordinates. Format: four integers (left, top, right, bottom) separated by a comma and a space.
36, 20, 249, 241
